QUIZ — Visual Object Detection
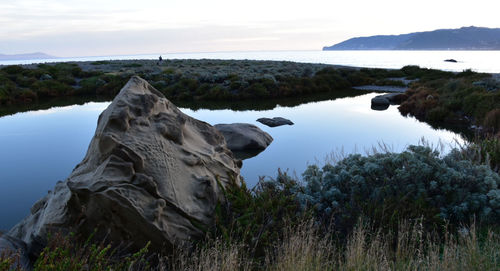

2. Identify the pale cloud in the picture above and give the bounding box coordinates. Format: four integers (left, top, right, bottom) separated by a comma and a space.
1, 0, 500, 56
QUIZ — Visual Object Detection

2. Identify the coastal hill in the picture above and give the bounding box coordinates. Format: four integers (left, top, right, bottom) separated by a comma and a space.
323, 26, 500, 50
0, 52, 55, 61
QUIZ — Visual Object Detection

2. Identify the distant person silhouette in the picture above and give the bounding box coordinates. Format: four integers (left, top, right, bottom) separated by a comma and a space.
157, 55, 163, 65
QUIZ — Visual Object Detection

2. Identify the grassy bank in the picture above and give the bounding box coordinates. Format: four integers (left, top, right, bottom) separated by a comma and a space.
0, 59, 405, 106
397, 66, 500, 135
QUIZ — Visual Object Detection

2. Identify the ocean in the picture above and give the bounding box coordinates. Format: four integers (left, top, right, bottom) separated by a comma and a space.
1, 50, 500, 73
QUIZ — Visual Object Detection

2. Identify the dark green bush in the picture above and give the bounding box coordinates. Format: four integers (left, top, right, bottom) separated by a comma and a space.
427, 106, 450, 122
32, 232, 151, 271
484, 109, 500, 134
1, 65, 24, 75
90, 61, 111, 65
123, 63, 142, 68
214, 173, 306, 259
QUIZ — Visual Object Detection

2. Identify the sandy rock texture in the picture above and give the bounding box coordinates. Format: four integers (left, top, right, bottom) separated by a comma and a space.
4, 76, 241, 261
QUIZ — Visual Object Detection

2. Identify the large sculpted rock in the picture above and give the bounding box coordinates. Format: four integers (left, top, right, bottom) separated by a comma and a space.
5, 76, 241, 260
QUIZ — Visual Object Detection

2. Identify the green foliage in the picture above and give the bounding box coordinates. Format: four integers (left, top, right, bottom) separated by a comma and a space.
483, 109, 500, 134
90, 61, 111, 65
123, 63, 143, 68
214, 173, 307, 260
427, 106, 450, 122
0, 250, 22, 271
401, 65, 455, 81
398, 66, 498, 134
33, 232, 151, 271
1, 65, 25, 75
0, 63, 119, 105
460, 137, 500, 172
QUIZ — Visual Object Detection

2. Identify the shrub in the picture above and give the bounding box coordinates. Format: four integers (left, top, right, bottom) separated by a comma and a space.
427, 106, 450, 122
1, 65, 24, 75
483, 108, 500, 134
214, 173, 306, 260
459, 138, 500, 173
31, 80, 72, 97
33, 232, 151, 271
296, 145, 500, 234
0, 250, 22, 271
90, 61, 111, 65
123, 63, 143, 68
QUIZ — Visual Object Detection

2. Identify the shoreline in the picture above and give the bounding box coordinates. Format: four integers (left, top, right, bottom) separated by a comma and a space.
1, 59, 498, 138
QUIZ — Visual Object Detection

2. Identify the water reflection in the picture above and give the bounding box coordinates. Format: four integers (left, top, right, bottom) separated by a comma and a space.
0, 93, 464, 230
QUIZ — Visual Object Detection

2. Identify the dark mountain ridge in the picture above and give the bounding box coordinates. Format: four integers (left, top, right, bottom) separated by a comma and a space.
323, 26, 500, 50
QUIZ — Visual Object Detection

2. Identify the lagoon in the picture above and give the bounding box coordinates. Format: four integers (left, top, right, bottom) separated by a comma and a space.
0, 92, 464, 230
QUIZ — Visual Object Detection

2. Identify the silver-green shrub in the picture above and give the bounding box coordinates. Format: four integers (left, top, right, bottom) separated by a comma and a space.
296, 146, 499, 228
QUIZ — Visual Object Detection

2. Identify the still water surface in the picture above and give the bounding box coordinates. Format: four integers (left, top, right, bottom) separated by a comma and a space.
0, 93, 464, 230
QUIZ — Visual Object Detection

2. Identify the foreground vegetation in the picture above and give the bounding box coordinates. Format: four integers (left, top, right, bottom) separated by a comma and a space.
2, 219, 498, 270
1, 144, 499, 270
1, 60, 499, 270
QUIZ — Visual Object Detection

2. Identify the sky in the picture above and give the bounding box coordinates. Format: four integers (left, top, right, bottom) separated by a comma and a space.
1, 0, 500, 57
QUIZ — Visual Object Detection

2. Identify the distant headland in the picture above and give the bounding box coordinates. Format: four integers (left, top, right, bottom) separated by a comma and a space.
323, 26, 500, 50
0, 52, 56, 61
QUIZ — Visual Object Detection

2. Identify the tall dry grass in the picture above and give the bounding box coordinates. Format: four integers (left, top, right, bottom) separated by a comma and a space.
165, 219, 499, 271
166, 239, 252, 271
265, 220, 335, 271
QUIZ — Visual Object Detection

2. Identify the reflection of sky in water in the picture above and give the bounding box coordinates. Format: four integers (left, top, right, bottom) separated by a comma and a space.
184, 93, 464, 183
0, 94, 463, 230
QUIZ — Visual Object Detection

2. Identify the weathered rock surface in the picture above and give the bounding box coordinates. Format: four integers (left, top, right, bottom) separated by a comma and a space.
257, 117, 294, 127
4, 76, 242, 260
214, 123, 273, 151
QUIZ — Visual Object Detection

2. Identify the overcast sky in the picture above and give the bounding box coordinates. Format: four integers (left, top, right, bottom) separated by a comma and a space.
1, 0, 500, 57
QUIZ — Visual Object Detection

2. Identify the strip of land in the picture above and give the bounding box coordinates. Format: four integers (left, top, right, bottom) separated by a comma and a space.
1, 59, 499, 139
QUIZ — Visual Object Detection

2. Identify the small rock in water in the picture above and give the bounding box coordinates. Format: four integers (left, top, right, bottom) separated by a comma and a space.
257, 117, 294, 127
371, 96, 390, 107
444, 59, 458, 63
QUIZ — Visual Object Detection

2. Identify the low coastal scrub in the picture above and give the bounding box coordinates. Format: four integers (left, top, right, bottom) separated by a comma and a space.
398, 65, 500, 135
0, 60, 407, 106
0, 63, 112, 104
2, 145, 498, 270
